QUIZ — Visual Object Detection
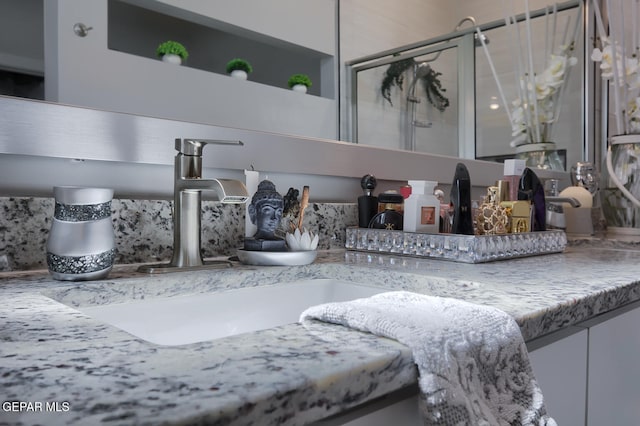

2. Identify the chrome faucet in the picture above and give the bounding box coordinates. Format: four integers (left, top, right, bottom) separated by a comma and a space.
545, 196, 581, 230
139, 139, 249, 273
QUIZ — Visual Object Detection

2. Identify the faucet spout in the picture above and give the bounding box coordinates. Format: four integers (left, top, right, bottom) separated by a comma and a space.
177, 178, 249, 204
546, 196, 581, 208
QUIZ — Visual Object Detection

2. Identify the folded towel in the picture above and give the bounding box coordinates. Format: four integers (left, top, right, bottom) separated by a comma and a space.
300, 291, 556, 426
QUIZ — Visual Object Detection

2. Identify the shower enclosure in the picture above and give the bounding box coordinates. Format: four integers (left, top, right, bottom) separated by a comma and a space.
344, 0, 588, 168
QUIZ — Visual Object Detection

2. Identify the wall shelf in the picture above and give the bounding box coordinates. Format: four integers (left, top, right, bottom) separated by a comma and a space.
108, 0, 334, 99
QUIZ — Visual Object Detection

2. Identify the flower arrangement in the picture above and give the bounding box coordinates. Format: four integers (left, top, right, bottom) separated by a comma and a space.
591, 0, 640, 135
226, 58, 253, 74
479, 3, 581, 148
156, 41, 189, 61
287, 74, 312, 89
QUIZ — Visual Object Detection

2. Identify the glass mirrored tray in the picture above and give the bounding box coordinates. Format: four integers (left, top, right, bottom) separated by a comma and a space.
345, 227, 566, 263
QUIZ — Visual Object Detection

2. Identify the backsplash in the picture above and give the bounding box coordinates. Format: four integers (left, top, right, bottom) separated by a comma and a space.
0, 197, 357, 272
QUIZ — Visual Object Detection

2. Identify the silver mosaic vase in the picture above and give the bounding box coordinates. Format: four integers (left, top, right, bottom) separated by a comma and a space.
601, 134, 640, 236
46, 186, 116, 281
515, 142, 565, 171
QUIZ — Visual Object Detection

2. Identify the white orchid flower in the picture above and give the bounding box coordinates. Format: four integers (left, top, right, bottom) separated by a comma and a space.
627, 97, 640, 133
593, 42, 640, 84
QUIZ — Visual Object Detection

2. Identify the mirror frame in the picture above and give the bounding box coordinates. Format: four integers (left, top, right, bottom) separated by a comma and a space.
0, 95, 517, 201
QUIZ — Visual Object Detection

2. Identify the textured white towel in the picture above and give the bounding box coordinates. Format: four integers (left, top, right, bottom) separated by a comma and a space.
300, 291, 556, 426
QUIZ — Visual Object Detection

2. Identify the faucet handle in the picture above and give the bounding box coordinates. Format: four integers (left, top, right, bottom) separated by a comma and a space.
175, 139, 244, 156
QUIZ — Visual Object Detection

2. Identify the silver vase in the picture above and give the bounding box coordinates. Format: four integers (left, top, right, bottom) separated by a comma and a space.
46, 186, 116, 281
601, 134, 640, 236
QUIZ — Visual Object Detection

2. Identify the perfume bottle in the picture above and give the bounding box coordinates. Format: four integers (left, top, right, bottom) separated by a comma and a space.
500, 200, 532, 233
403, 180, 440, 233
358, 174, 378, 228
450, 163, 474, 235
475, 186, 510, 235
518, 168, 546, 231
368, 193, 404, 230
503, 159, 526, 201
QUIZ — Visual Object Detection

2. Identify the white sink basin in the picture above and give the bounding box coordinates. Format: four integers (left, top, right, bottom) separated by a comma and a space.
79, 279, 387, 346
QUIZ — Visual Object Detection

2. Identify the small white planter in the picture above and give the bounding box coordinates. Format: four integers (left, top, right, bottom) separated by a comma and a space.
161, 54, 182, 65
291, 84, 308, 93
230, 70, 248, 80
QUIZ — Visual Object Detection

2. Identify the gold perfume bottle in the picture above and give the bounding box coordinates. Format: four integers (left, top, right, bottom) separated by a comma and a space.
500, 200, 531, 233
476, 186, 510, 235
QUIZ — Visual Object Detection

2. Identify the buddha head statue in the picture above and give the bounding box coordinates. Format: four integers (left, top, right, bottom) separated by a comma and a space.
247, 180, 284, 240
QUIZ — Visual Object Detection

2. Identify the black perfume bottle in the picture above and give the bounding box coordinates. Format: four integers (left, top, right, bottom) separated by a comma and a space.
358, 174, 378, 228
368, 193, 404, 230
518, 168, 546, 231
450, 163, 474, 235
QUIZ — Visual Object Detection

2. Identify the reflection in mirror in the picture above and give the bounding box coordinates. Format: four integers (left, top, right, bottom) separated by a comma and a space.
356, 44, 460, 157
347, 0, 586, 170
475, 3, 584, 170
0, 0, 338, 140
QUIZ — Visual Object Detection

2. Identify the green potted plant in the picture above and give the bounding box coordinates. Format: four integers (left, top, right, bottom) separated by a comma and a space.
287, 74, 312, 93
226, 58, 253, 80
156, 41, 189, 65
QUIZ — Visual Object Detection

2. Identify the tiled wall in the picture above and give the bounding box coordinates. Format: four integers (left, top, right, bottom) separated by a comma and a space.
0, 198, 357, 272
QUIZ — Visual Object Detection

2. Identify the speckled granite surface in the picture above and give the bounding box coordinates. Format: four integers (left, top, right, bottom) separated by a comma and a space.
0, 197, 357, 272
2, 243, 640, 425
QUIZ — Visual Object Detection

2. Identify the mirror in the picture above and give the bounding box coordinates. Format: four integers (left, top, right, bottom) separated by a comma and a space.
346, 0, 588, 170
0, 0, 592, 170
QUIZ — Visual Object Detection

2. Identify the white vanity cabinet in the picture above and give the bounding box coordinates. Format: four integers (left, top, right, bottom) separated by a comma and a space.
583, 300, 640, 426
527, 327, 588, 426
527, 299, 640, 426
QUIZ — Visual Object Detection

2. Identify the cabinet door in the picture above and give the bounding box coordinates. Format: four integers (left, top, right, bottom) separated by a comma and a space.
528, 327, 588, 426
587, 304, 640, 426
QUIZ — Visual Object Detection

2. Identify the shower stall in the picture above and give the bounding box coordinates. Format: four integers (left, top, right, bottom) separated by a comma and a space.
346, 28, 476, 158
403, 16, 488, 153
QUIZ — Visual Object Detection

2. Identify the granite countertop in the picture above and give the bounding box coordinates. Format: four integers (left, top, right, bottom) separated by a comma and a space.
2, 242, 640, 425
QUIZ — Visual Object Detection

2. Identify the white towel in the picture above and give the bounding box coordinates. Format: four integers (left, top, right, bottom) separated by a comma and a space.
300, 291, 556, 426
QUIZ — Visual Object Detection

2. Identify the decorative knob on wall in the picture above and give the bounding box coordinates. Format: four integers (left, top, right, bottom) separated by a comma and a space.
73, 23, 93, 37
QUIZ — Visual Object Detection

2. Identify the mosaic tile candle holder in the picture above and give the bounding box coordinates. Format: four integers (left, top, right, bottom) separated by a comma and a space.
46, 186, 116, 281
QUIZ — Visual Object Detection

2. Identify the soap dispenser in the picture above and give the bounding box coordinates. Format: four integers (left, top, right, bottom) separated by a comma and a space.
403, 180, 440, 233
450, 163, 474, 235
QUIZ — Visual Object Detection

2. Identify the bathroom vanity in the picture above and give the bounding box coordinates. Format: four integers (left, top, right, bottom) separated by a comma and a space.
2, 241, 640, 425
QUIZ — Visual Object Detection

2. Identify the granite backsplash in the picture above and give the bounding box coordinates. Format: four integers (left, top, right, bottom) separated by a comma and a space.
0, 197, 357, 272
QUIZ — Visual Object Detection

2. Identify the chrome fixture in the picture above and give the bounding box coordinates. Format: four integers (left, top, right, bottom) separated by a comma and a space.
570, 162, 599, 196
138, 139, 249, 273
545, 196, 581, 229
546, 196, 581, 208
455, 16, 489, 46
73, 23, 93, 37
